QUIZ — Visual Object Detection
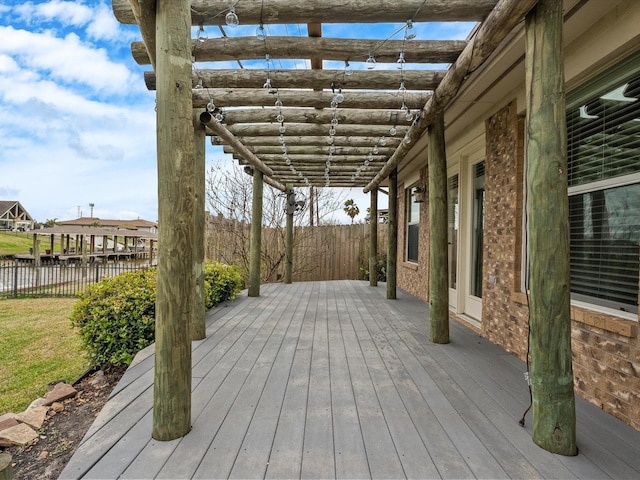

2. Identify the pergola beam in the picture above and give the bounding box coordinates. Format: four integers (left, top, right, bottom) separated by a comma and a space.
212, 135, 403, 147
226, 123, 408, 137
236, 154, 388, 163
193, 89, 430, 109
144, 69, 445, 91
221, 108, 411, 126
133, 36, 466, 65
113, 0, 497, 25
224, 145, 397, 155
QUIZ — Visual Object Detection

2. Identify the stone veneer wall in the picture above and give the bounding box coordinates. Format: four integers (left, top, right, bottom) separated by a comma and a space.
482, 101, 640, 431
396, 166, 429, 303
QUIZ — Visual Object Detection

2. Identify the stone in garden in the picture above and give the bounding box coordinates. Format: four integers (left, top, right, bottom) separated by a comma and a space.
0, 423, 38, 447
16, 406, 49, 430
0, 418, 19, 434
0, 413, 16, 424
38, 450, 49, 460
27, 398, 46, 410
51, 402, 65, 413
43, 383, 77, 406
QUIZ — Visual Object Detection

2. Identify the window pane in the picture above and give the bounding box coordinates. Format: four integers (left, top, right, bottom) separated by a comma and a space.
448, 175, 459, 289
569, 183, 639, 313
406, 187, 420, 263
471, 163, 485, 298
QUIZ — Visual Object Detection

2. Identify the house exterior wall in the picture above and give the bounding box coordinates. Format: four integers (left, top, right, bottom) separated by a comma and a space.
394, 0, 640, 431
397, 166, 429, 303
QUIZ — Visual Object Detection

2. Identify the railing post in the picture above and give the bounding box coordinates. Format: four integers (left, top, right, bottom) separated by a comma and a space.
13, 259, 18, 298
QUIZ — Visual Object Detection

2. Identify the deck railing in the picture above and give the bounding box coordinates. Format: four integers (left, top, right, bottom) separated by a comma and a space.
0, 260, 154, 298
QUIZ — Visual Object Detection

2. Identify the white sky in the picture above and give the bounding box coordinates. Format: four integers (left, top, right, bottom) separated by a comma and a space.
0, 0, 474, 224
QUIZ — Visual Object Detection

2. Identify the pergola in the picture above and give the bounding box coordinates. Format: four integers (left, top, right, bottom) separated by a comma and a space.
112, 0, 575, 456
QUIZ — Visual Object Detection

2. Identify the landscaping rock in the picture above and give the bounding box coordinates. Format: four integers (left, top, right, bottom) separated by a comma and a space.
51, 402, 65, 413
0, 423, 38, 447
27, 397, 46, 410
0, 413, 16, 424
16, 406, 49, 430
0, 418, 19, 434
90, 370, 106, 387
42, 383, 77, 406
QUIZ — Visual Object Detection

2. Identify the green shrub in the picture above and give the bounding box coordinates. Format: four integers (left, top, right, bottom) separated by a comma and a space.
204, 261, 243, 309
70, 262, 243, 368
70, 268, 157, 367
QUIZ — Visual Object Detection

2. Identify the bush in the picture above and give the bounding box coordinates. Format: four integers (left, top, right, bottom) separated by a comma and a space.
70, 268, 157, 367
204, 261, 243, 309
70, 262, 243, 368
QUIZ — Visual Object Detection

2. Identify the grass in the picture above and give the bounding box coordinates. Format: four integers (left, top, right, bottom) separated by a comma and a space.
0, 298, 88, 414
0, 231, 34, 256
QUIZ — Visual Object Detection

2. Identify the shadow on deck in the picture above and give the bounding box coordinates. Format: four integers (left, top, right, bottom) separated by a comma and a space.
60, 280, 640, 479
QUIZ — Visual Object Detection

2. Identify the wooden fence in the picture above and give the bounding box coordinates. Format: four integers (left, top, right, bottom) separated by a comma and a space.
205, 218, 388, 283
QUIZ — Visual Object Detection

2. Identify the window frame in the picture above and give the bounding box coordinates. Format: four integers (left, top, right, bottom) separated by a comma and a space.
405, 185, 421, 264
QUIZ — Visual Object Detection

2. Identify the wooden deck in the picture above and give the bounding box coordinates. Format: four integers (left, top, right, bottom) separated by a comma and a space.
60, 280, 640, 479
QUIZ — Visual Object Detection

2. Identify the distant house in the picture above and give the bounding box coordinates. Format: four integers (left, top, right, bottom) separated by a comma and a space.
59, 217, 158, 234
0, 201, 35, 231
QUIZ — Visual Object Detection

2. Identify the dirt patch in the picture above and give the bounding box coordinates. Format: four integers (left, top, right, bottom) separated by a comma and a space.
3, 367, 126, 480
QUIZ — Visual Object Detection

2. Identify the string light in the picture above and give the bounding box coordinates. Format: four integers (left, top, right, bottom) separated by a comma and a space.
366, 52, 376, 69
397, 52, 406, 69
225, 5, 239, 27
256, 23, 266, 41
197, 25, 208, 43
405, 20, 416, 40
344, 60, 353, 76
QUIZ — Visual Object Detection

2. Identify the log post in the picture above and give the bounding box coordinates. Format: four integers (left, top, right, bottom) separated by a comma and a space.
248, 169, 264, 297
525, 0, 577, 456
387, 167, 398, 299
428, 111, 450, 344
192, 108, 206, 340
153, 0, 193, 441
369, 189, 378, 286
284, 185, 294, 284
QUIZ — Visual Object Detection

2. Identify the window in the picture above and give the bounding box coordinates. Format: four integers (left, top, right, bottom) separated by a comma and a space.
406, 186, 421, 263
448, 175, 459, 289
567, 57, 640, 314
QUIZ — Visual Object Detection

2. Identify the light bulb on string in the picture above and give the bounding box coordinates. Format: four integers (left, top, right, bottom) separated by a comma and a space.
329, 127, 336, 136
279, 134, 286, 144
364, 159, 370, 167
405, 109, 414, 121
279, 124, 286, 134
206, 100, 215, 113
372, 145, 379, 154
276, 113, 285, 123
256, 23, 266, 41
275, 98, 283, 108
379, 136, 387, 146
366, 52, 376, 69
405, 19, 416, 40
397, 52, 405, 69
225, 6, 239, 28
389, 126, 397, 135
331, 117, 339, 127
197, 25, 208, 43
327, 136, 334, 144
404, 133, 411, 144
330, 100, 338, 109
195, 78, 203, 89
281, 144, 287, 153
344, 60, 353, 76
263, 78, 272, 89
401, 101, 408, 113
329, 145, 336, 154
398, 82, 407, 94
215, 111, 224, 122
334, 89, 344, 103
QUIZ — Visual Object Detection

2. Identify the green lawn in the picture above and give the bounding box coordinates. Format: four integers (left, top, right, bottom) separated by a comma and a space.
0, 298, 88, 414
0, 231, 33, 256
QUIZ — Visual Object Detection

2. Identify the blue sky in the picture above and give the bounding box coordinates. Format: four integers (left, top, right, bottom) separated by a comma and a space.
0, 0, 474, 224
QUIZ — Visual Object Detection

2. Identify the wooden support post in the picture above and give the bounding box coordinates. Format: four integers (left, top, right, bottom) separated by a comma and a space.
284, 185, 294, 284
525, 0, 577, 456
369, 189, 378, 287
192, 109, 206, 340
387, 168, 398, 299
248, 169, 264, 297
428, 111, 450, 344
153, 0, 193, 441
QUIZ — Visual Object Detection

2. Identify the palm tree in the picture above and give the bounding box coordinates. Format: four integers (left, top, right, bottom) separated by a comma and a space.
343, 199, 360, 224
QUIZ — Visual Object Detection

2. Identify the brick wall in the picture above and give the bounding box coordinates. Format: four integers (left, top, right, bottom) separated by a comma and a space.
482, 101, 640, 431
397, 167, 429, 302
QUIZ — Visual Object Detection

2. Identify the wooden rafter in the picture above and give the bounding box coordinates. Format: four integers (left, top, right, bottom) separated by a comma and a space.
220, 108, 409, 126
144, 69, 446, 91
132, 36, 466, 65
113, 0, 497, 25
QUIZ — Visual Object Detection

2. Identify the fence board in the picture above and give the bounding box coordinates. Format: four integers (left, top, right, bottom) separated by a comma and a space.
205, 219, 388, 283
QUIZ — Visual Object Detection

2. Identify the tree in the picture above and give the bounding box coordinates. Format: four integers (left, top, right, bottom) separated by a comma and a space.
343, 199, 360, 224
205, 162, 347, 282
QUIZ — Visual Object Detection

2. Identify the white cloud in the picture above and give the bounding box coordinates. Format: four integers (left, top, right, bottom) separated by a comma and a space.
14, 1, 93, 28
86, 3, 124, 41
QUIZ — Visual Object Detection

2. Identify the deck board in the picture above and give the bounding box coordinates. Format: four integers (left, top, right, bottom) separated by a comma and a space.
60, 280, 640, 480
